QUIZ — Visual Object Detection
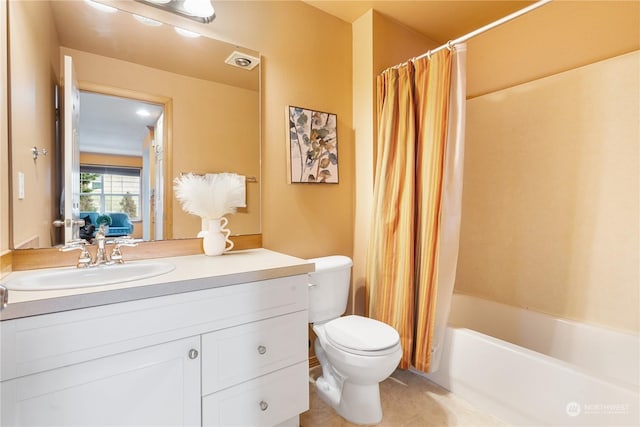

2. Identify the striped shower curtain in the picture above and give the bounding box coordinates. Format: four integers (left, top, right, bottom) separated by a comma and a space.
367, 45, 466, 372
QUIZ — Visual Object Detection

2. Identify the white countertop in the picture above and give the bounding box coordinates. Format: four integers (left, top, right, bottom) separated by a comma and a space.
0, 249, 314, 321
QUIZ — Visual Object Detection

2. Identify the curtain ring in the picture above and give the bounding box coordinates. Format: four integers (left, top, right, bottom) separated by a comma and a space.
425, 50, 431, 59
446, 41, 454, 51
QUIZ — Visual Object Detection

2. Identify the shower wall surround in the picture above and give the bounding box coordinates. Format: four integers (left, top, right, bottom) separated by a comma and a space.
458, 51, 639, 333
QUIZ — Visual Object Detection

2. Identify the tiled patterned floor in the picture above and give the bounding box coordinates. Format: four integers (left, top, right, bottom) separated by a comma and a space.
300, 367, 508, 426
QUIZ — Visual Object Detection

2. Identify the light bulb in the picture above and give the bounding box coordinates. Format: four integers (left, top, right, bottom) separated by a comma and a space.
183, 0, 214, 18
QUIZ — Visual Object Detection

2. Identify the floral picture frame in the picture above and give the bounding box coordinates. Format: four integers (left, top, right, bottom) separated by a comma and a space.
287, 105, 339, 184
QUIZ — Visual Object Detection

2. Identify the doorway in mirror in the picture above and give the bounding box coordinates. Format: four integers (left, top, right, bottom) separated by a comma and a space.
73, 88, 169, 243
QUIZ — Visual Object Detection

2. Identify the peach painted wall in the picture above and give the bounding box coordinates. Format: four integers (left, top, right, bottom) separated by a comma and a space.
80, 152, 142, 169
9, 0, 60, 248
60, 47, 259, 239
465, 0, 639, 97
244, 2, 354, 259
157, 0, 356, 259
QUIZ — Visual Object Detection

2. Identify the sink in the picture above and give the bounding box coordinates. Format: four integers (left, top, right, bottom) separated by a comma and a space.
5, 261, 175, 291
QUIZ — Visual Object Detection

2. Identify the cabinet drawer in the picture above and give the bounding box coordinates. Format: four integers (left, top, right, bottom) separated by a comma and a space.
202, 361, 309, 427
202, 310, 307, 394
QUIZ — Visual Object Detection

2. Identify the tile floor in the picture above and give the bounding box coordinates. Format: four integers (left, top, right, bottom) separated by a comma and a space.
300, 367, 508, 427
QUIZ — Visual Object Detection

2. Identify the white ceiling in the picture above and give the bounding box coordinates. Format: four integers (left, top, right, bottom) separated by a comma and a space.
79, 92, 164, 157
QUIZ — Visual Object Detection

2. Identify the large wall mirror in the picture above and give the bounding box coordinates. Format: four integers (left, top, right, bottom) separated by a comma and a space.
8, 0, 260, 250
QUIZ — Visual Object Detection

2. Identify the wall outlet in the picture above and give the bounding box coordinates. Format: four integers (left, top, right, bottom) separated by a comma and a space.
18, 172, 25, 199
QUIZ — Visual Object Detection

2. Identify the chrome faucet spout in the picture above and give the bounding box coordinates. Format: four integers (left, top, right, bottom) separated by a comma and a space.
92, 225, 113, 266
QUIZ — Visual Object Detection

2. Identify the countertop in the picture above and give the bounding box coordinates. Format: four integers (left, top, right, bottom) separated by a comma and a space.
0, 249, 314, 321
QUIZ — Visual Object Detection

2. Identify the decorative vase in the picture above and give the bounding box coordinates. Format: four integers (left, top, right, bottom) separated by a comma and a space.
201, 217, 234, 256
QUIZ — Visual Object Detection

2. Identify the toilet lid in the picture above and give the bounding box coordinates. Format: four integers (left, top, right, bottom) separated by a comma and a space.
324, 315, 400, 353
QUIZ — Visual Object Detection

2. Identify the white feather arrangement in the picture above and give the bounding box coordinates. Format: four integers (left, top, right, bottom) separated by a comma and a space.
174, 173, 245, 220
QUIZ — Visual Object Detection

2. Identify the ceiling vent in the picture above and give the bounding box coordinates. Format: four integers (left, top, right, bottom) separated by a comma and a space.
225, 51, 260, 70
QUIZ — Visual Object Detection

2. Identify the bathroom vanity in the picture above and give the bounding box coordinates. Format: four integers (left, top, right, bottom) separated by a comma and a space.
0, 249, 312, 427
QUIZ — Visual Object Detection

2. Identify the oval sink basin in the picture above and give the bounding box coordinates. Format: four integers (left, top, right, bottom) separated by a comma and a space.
6, 261, 175, 291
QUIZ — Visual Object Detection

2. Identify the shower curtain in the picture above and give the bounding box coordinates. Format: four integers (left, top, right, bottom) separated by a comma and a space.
366, 45, 466, 372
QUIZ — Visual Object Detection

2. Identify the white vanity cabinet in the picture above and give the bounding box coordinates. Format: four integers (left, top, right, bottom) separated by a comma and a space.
0, 272, 310, 427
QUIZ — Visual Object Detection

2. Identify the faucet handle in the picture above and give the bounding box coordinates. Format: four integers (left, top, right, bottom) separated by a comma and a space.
60, 240, 92, 268
110, 237, 138, 264
113, 236, 138, 247
60, 239, 87, 250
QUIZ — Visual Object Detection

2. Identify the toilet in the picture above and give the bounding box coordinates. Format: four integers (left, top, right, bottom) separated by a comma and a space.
308, 255, 402, 425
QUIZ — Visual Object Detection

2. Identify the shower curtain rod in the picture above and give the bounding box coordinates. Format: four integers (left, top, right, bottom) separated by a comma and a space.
386, 0, 552, 71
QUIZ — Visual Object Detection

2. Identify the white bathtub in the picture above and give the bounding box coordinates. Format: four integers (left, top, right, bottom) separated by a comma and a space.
424, 294, 639, 426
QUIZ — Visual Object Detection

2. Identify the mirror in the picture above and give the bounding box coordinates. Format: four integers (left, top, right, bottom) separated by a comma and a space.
8, 0, 260, 249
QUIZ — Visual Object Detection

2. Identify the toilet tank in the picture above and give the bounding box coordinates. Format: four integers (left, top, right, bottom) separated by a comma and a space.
307, 255, 353, 323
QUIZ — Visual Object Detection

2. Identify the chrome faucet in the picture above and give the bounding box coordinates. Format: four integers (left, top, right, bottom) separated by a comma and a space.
61, 226, 139, 268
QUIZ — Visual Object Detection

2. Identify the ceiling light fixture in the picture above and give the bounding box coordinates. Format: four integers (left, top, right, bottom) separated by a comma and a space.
134, 0, 215, 23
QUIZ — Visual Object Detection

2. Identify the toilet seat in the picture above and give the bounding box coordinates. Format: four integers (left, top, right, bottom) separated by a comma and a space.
324, 315, 400, 356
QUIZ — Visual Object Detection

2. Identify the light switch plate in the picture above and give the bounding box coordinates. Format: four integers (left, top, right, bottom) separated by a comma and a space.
18, 172, 25, 199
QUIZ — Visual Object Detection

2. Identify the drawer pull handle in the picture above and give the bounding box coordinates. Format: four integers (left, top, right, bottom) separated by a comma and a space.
259, 400, 269, 411
188, 349, 199, 360
257, 345, 267, 355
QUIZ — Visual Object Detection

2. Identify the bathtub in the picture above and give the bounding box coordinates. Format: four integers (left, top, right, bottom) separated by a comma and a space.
424, 294, 639, 426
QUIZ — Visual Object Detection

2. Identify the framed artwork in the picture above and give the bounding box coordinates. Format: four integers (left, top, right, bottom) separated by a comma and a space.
287, 105, 339, 183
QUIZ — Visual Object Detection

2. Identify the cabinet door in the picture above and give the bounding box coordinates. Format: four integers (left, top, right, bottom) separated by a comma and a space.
1, 336, 200, 427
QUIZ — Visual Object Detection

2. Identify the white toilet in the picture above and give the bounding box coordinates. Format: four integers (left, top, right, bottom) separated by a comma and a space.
308, 255, 402, 425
